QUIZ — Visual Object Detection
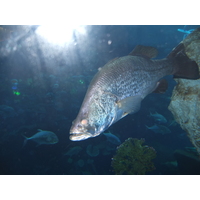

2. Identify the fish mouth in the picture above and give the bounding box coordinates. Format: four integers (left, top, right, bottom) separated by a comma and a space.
69, 132, 94, 141
69, 130, 102, 141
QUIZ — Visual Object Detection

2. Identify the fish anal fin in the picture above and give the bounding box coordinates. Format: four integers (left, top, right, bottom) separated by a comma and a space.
153, 79, 168, 93
117, 95, 142, 115
129, 45, 158, 58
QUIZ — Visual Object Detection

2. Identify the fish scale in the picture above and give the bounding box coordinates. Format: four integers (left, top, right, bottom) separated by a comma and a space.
92, 56, 171, 99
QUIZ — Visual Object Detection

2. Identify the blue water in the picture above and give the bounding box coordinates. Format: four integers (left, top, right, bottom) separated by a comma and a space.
0, 25, 199, 175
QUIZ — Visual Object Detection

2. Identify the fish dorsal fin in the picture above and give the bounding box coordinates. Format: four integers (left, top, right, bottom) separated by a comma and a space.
117, 95, 142, 116
129, 45, 158, 58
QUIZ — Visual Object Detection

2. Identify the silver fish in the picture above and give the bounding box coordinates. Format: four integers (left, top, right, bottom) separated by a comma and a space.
145, 124, 171, 134
64, 146, 83, 157
70, 43, 199, 141
103, 132, 121, 145
150, 111, 167, 123
23, 129, 59, 146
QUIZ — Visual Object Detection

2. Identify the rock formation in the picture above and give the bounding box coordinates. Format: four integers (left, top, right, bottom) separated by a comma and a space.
168, 28, 200, 155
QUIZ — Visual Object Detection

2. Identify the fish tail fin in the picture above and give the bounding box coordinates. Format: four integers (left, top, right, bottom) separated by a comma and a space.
150, 111, 155, 116
167, 43, 200, 79
145, 125, 150, 129
21, 134, 28, 148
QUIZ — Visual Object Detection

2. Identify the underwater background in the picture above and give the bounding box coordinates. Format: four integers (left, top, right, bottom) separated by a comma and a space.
0, 25, 200, 175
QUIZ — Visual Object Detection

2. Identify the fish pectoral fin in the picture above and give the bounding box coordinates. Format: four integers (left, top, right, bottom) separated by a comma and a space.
117, 95, 142, 115
153, 79, 168, 93
129, 45, 158, 58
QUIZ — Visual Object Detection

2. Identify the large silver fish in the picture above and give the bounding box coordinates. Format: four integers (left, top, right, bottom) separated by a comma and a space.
70, 43, 199, 141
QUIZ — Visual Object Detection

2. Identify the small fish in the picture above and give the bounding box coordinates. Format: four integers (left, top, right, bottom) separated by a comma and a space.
185, 146, 197, 153
64, 146, 83, 157
150, 112, 167, 123
177, 28, 194, 35
146, 124, 159, 130
168, 119, 178, 127
0, 105, 16, 119
103, 132, 121, 145
177, 28, 195, 39
70, 42, 199, 141
86, 144, 99, 157
146, 124, 171, 134
22, 129, 59, 146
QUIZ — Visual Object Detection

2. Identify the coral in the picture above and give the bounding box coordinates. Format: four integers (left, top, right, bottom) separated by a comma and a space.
111, 138, 156, 175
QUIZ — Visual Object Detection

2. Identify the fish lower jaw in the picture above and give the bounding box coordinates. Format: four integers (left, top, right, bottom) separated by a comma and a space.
69, 131, 101, 141
69, 132, 93, 141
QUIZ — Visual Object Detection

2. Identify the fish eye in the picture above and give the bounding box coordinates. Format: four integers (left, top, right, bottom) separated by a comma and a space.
81, 119, 88, 125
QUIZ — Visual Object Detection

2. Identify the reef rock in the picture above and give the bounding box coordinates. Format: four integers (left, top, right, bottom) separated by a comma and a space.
168, 28, 200, 155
